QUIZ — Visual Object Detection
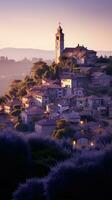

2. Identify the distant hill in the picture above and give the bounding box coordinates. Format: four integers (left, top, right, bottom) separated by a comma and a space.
0, 48, 54, 60
0, 48, 111, 61
0, 48, 112, 95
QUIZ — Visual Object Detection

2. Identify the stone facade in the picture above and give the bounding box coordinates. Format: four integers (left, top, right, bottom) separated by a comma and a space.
55, 25, 97, 65
55, 24, 64, 64
63, 44, 97, 66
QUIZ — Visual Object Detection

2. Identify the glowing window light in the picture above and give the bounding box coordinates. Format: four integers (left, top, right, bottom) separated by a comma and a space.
80, 120, 84, 125
90, 142, 94, 147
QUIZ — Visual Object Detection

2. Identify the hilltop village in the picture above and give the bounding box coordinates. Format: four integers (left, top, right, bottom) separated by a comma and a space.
0, 24, 112, 149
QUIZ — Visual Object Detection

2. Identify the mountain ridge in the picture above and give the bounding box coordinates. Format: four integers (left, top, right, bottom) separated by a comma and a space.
0, 48, 112, 61
0, 47, 54, 60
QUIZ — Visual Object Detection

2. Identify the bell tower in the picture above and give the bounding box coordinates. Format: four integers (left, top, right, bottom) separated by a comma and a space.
55, 23, 64, 64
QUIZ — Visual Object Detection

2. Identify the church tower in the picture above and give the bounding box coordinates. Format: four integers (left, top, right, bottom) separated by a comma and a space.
55, 23, 64, 64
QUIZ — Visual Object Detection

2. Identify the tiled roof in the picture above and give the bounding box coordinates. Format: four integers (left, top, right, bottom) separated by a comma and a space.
63, 46, 96, 54
25, 106, 44, 115
36, 119, 56, 126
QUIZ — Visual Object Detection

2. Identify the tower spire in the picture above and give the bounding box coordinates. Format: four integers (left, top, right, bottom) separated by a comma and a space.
58, 22, 61, 26
55, 23, 64, 63
57, 22, 63, 33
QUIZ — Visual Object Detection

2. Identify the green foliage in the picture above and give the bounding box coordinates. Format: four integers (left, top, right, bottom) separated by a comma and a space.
0, 96, 6, 104
24, 75, 32, 82
9, 87, 18, 98
11, 109, 21, 117
15, 122, 29, 132
27, 137, 70, 169
23, 76, 37, 89
97, 56, 110, 64
52, 120, 75, 139
56, 119, 69, 129
53, 127, 74, 139
13, 105, 21, 110
31, 61, 60, 82
108, 87, 112, 96
32, 59, 75, 81
8, 79, 28, 99
49, 62, 61, 79
0, 132, 30, 200
105, 62, 112, 75
59, 56, 68, 67
31, 61, 50, 81
0, 123, 7, 131
13, 179, 46, 200
59, 56, 79, 73
17, 87, 27, 97
53, 129, 65, 139
71, 63, 80, 73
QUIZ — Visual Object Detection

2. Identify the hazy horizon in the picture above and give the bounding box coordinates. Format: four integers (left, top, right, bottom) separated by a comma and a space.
0, 47, 111, 61
0, 49, 112, 96
0, 47, 112, 52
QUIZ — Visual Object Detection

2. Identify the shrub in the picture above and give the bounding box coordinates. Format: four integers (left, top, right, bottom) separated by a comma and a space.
15, 122, 29, 132
95, 133, 112, 149
0, 132, 31, 200
27, 135, 71, 177
13, 179, 46, 200
47, 148, 112, 200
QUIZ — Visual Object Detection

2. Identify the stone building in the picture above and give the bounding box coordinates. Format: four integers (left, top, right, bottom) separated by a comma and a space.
63, 45, 97, 65
55, 23, 64, 64
55, 24, 97, 65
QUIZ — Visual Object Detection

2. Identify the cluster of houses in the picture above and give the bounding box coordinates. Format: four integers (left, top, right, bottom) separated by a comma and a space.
0, 24, 112, 149
0, 65, 112, 149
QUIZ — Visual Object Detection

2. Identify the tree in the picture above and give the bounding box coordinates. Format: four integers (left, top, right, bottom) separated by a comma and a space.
59, 56, 68, 67
13, 179, 46, 200
56, 119, 69, 129
8, 87, 18, 98
24, 75, 32, 82
52, 120, 75, 139
105, 62, 112, 75
31, 61, 50, 81
47, 148, 112, 200
95, 133, 112, 149
13, 105, 21, 110
31, 61, 62, 82
53, 127, 75, 139
59, 56, 77, 72
27, 136, 70, 177
0, 123, 7, 131
17, 87, 27, 97
49, 62, 61, 79
23, 77, 36, 89
15, 122, 29, 132
0, 132, 31, 200
97, 56, 110, 63
8, 78, 28, 99
0, 96, 6, 105
71, 63, 80, 73
11, 109, 21, 117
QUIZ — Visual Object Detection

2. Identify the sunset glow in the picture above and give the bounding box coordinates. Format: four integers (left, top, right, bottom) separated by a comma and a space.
0, 0, 112, 51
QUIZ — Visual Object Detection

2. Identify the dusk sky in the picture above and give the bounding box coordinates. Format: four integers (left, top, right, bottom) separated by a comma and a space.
0, 0, 112, 51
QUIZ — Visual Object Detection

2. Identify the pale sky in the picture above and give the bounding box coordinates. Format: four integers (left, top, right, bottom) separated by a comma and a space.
0, 0, 112, 51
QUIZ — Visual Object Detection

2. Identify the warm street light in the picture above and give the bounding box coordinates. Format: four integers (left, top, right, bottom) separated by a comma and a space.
80, 120, 84, 125
90, 142, 94, 147
73, 140, 76, 145
73, 140, 76, 148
